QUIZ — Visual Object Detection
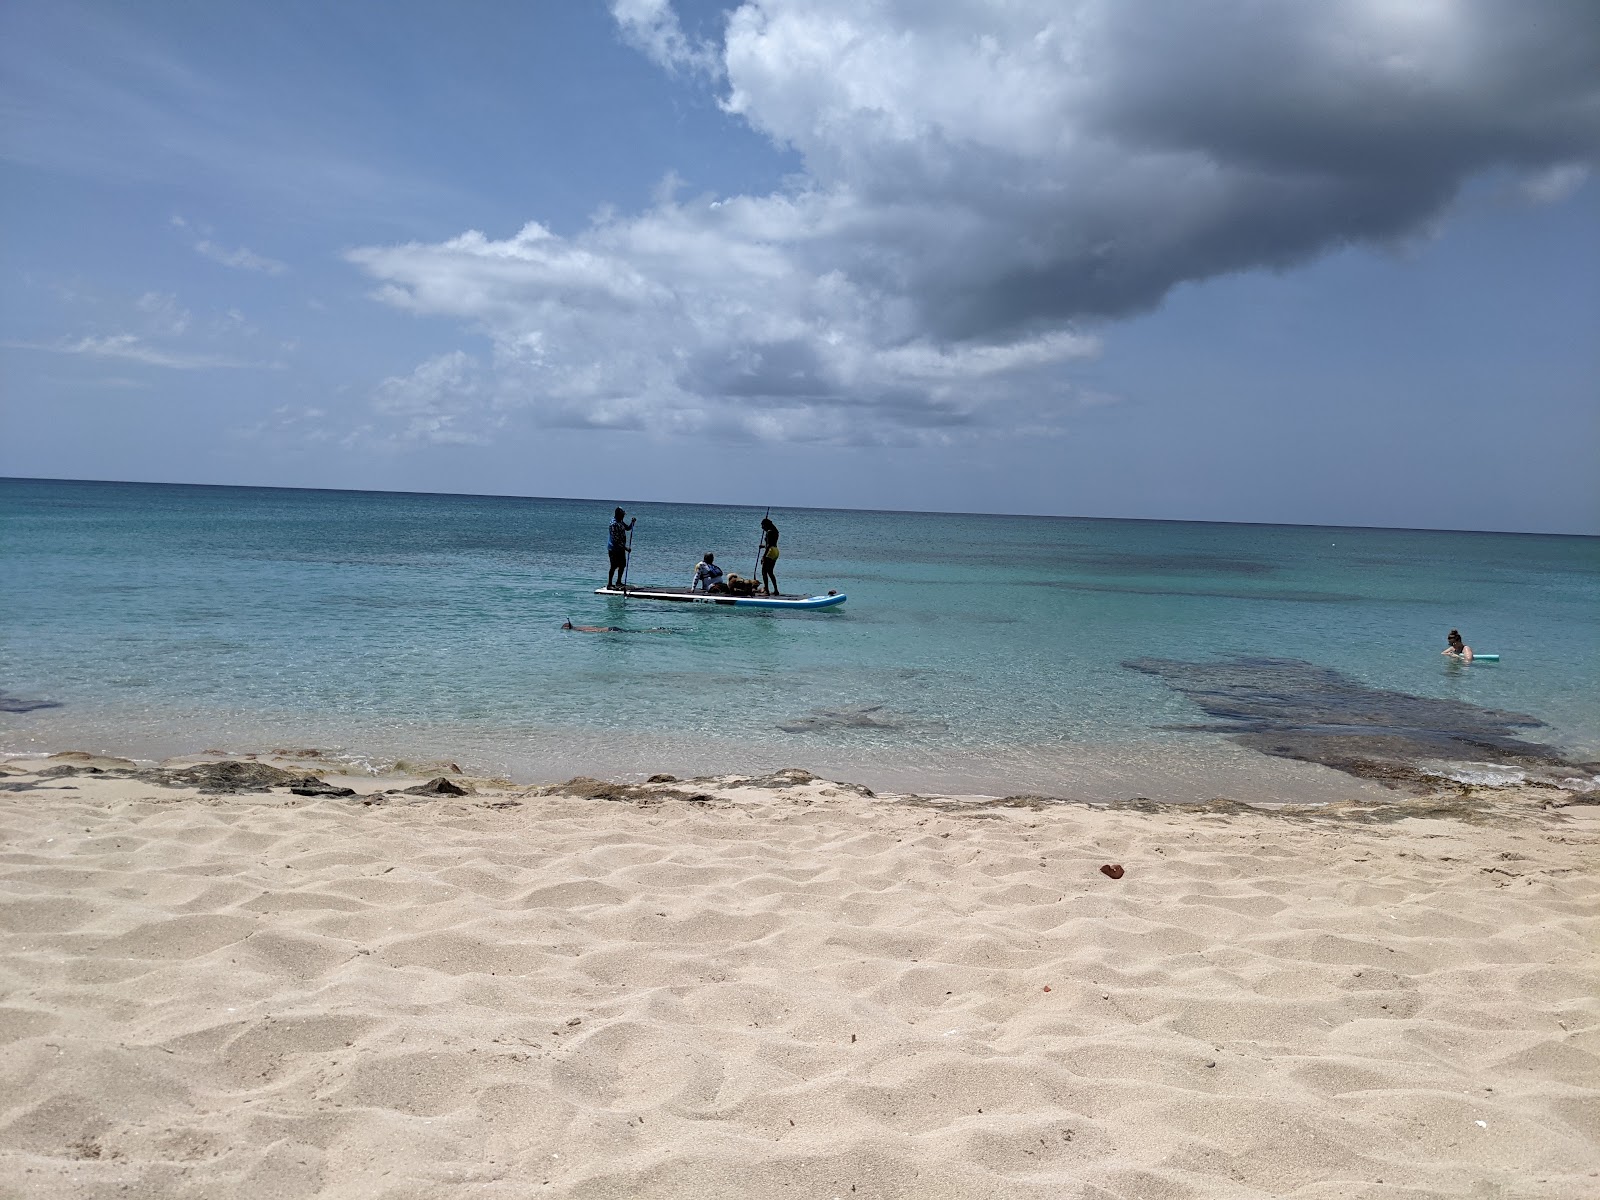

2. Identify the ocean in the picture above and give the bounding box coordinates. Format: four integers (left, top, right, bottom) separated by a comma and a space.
3, 477, 1596, 801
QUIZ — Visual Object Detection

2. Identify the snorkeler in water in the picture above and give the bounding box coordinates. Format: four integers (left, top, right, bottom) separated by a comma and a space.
562, 620, 673, 634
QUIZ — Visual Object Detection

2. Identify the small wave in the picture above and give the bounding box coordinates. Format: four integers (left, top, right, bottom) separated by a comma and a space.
1427, 764, 1528, 788
263, 746, 389, 776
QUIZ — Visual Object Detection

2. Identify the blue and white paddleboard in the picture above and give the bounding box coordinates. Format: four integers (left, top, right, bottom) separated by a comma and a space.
596, 585, 846, 609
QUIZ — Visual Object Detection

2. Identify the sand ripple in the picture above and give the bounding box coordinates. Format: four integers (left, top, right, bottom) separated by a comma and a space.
0, 768, 1596, 1197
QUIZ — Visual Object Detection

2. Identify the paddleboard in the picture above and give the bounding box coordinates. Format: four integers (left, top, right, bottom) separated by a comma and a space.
596, 585, 846, 609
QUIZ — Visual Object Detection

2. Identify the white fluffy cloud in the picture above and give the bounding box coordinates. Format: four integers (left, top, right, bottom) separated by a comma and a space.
135, 291, 190, 336
6, 282, 285, 371
349, 0, 1600, 443
172, 216, 287, 274
349, 209, 1104, 445
193, 239, 287, 274
3, 332, 264, 370
370, 351, 499, 446
610, 0, 720, 76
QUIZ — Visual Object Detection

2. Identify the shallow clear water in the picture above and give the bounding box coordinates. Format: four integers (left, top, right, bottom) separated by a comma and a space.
3, 478, 1596, 798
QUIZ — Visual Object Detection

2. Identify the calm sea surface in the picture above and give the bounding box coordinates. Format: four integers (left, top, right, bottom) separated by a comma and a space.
3, 478, 1596, 799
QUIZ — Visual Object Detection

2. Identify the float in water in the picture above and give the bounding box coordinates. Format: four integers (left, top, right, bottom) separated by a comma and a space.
595, 585, 847, 610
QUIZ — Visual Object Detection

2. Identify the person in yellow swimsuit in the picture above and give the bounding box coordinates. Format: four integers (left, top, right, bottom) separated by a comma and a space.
759, 517, 780, 595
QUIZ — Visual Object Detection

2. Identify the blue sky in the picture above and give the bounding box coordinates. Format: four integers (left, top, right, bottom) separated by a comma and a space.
3, 0, 1596, 533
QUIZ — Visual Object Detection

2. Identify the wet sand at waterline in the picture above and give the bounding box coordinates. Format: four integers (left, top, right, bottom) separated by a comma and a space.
2, 753, 1596, 1198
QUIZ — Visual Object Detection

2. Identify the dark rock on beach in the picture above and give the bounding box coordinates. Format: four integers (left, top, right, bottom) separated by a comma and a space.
542, 776, 737, 805
146, 761, 311, 793
402, 776, 471, 796
289, 778, 358, 797
47, 751, 137, 769
547, 777, 664, 803
29, 758, 367, 797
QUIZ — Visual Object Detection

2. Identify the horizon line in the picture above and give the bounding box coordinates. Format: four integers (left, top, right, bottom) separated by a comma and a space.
1, 473, 1594, 540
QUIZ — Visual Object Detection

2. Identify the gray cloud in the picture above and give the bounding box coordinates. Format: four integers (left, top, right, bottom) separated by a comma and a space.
350, 1, 1600, 441
720, 0, 1600, 334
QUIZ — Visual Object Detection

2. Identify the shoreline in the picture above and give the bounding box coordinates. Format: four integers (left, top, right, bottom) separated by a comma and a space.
2, 750, 1597, 1196
4, 738, 1598, 825
6, 717, 1595, 809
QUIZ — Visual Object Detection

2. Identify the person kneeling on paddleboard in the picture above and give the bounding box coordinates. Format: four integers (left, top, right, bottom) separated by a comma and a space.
693, 552, 727, 593
1442, 629, 1474, 662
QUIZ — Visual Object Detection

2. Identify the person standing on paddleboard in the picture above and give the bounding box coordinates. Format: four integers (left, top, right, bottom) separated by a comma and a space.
759, 517, 780, 595
606, 507, 636, 589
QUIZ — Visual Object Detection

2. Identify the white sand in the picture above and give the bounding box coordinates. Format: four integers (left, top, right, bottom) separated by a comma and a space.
0, 756, 1596, 1198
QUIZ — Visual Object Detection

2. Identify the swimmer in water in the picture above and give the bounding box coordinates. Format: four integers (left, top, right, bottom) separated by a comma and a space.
562, 620, 673, 634
1442, 629, 1474, 662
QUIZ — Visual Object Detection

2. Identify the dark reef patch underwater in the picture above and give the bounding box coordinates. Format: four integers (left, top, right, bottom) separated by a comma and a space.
777, 703, 949, 735
0, 690, 63, 714
1124, 656, 1598, 788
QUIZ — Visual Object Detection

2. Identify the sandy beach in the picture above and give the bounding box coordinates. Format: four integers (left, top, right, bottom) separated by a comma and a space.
1, 752, 1596, 1199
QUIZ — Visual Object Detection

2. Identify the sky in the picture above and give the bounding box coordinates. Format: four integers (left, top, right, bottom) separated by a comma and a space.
2, 0, 1597, 534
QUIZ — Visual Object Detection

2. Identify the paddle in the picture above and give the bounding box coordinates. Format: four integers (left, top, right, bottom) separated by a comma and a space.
753, 507, 771, 595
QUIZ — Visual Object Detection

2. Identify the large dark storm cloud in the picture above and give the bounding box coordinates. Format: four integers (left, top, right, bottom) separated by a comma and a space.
351, 0, 1600, 441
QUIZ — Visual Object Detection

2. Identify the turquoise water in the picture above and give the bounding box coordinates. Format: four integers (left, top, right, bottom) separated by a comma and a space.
3, 478, 1596, 798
